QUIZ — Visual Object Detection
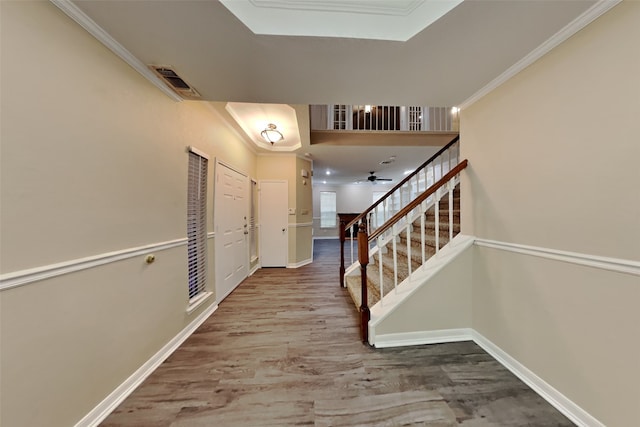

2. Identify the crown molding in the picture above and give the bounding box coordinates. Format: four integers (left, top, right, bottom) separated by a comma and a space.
50, 0, 182, 102
458, 0, 622, 110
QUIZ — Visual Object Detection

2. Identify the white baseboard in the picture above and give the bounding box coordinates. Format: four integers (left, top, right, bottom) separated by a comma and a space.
372, 328, 473, 348
471, 330, 605, 427
312, 236, 339, 240
373, 327, 604, 426
248, 264, 260, 276
287, 258, 313, 269
74, 302, 218, 427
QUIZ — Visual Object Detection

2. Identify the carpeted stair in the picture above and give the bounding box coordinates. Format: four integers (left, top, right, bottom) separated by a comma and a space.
345, 185, 460, 309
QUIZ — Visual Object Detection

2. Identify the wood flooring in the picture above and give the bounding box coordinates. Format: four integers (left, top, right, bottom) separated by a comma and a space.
101, 239, 574, 426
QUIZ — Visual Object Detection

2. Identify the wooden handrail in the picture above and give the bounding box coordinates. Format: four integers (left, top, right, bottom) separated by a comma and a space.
368, 159, 468, 242
344, 134, 459, 232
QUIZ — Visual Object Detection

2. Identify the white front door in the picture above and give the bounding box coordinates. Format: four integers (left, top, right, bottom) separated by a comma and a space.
260, 180, 288, 267
215, 162, 248, 301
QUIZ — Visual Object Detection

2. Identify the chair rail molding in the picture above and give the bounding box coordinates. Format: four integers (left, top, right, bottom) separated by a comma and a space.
474, 238, 640, 277
0, 238, 188, 291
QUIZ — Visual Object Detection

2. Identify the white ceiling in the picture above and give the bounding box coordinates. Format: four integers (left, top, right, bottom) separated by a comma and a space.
67, 0, 599, 185
219, 0, 463, 41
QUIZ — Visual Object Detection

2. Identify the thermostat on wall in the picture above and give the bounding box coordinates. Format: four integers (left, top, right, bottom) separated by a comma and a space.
301, 169, 309, 178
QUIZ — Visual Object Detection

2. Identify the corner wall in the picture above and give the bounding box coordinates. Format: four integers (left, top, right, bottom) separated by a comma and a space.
0, 2, 256, 426
460, 2, 640, 425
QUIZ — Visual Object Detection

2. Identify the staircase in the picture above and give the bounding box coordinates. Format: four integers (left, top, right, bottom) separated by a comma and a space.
345, 184, 460, 309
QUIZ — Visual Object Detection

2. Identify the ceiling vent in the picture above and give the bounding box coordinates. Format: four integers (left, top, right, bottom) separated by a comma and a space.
149, 66, 200, 100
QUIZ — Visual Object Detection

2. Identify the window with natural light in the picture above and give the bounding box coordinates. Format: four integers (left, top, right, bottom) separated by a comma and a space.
320, 191, 337, 228
187, 148, 208, 303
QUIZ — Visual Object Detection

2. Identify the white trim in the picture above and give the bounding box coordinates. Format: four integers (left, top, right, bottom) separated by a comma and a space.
207, 232, 215, 239
74, 302, 218, 427
186, 291, 214, 314
287, 258, 313, 269
249, 264, 260, 276
0, 238, 187, 291
215, 158, 249, 178
188, 145, 209, 160
288, 222, 313, 228
371, 327, 604, 426
49, 0, 183, 102
458, 0, 621, 110
313, 236, 339, 240
373, 328, 472, 348
202, 103, 259, 155
474, 238, 640, 277
471, 330, 605, 427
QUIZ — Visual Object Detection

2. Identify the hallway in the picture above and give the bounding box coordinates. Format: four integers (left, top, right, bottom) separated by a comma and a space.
102, 240, 573, 426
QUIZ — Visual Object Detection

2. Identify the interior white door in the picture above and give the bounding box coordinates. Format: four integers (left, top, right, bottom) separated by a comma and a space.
260, 180, 288, 267
215, 162, 248, 302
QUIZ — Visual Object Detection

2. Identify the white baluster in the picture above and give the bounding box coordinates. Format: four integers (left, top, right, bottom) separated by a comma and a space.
378, 237, 384, 306
420, 202, 426, 263
449, 181, 454, 242
435, 192, 440, 253
392, 224, 398, 289
350, 226, 354, 265
406, 221, 412, 279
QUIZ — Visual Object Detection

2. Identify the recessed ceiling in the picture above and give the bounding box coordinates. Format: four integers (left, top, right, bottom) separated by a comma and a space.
225, 102, 301, 151
219, 0, 463, 41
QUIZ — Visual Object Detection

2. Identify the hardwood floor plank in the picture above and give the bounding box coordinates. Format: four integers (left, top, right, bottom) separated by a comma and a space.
101, 239, 574, 426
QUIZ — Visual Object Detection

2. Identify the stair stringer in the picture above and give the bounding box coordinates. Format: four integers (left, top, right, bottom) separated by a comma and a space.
368, 234, 475, 347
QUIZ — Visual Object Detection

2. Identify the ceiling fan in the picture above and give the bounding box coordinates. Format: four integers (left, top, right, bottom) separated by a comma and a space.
367, 171, 392, 183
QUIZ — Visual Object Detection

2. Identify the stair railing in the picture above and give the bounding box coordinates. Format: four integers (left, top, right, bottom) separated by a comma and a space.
356, 159, 467, 343
340, 135, 459, 287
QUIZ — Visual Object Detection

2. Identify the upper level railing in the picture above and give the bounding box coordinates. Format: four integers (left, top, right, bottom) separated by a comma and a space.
356, 160, 468, 343
339, 135, 460, 286
310, 105, 460, 132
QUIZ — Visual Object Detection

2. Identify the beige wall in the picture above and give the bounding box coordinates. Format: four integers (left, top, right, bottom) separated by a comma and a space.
0, 2, 256, 426
374, 247, 473, 336
461, 2, 640, 425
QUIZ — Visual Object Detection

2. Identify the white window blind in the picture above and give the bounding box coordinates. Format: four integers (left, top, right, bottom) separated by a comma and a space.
187, 149, 208, 302
320, 191, 337, 228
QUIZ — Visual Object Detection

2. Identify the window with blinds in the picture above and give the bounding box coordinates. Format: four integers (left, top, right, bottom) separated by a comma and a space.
187, 148, 208, 302
320, 191, 337, 228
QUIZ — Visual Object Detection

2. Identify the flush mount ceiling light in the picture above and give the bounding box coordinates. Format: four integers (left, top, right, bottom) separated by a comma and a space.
261, 123, 284, 144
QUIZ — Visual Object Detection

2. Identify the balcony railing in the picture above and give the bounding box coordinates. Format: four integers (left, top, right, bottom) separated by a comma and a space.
310, 104, 459, 132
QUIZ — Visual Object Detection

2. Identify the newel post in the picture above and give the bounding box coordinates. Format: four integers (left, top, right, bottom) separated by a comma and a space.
357, 223, 370, 344
339, 219, 346, 287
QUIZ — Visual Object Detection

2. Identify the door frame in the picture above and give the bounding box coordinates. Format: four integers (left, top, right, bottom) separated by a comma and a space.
259, 179, 289, 268
214, 158, 250, 302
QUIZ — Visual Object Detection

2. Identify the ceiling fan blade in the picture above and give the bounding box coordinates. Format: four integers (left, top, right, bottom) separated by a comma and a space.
376, 178, 392, 181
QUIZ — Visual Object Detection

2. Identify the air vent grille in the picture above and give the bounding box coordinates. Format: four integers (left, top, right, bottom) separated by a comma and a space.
149, 66, 200, 100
